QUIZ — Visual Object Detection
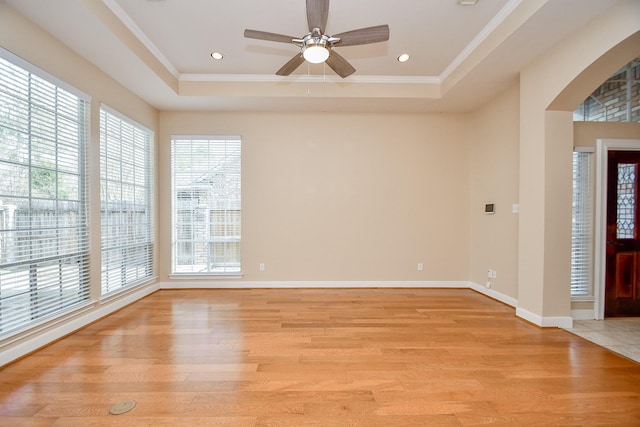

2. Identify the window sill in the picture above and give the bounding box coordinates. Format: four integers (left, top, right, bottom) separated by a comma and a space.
169, 273, 244, 280
571, 295, 595, 302
100, 278, 159, 304
0, 300, 97, 348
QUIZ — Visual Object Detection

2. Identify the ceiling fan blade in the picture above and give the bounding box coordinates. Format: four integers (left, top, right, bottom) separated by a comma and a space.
307, 0, 329, 32
244, 29, 297, 44
325, 50, 355, 78
332, 25, 390, 47
276, 53, 306, 76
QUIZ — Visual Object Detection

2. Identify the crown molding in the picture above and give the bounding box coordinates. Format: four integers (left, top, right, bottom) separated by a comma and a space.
179, 73, 441, 85
440, 0, 524, 81
102, 0, 180, 78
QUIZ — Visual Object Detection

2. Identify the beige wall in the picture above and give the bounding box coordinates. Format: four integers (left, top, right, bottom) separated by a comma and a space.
159, 112, 471, 283
574, 122, 640, 148
517, 0, 640, 322
468, 84, 520, 299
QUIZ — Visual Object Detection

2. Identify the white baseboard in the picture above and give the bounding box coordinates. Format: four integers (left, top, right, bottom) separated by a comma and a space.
0, 283, 159, 367
468, 282, 518, 308
159, 280, 471, 289
516, 307, 574, 328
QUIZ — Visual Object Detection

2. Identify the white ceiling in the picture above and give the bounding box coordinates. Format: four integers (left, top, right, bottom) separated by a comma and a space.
3, 0, 622, 113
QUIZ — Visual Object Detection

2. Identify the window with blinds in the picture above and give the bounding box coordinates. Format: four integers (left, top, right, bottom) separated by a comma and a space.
171, 136, 241, 274
0, 49, 90, 337
100, 107, 154, 295
571, 150, 594, 297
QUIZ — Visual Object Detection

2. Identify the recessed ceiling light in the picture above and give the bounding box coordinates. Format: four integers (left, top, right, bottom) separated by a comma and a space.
397, 54, 410, 63
210, 52, 223, 60
457, 0, 478, 5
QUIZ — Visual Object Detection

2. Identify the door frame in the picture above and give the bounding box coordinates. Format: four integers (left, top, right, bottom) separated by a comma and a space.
595, 138, 640, 319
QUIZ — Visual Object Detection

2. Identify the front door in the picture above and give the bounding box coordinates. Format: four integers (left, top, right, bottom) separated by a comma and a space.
605, 150, 640, 317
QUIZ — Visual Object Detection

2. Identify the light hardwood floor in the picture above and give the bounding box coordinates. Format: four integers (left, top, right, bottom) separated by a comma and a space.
1, 288, 640, 426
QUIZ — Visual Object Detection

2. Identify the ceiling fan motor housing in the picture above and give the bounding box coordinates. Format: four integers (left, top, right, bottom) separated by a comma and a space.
301, 29, 331, 63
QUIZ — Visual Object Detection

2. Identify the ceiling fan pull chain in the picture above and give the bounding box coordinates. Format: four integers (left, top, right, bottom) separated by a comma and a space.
307, 62, 311, 96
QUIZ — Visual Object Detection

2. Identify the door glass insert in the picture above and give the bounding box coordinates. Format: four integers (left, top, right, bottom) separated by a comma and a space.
617, 163, 637, 239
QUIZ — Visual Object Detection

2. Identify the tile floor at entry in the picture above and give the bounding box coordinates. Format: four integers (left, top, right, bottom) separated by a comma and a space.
564, 318, 640, 363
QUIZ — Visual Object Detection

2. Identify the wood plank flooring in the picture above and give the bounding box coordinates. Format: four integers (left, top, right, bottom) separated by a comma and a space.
1, 288, 640, 426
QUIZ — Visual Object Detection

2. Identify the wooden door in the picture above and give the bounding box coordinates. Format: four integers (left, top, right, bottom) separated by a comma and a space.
605, 150, 640, 317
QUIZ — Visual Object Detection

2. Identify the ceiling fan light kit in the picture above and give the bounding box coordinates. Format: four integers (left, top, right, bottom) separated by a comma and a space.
303, 45, 329, 64
244, 0, 389, 78
299, 29, 331, 63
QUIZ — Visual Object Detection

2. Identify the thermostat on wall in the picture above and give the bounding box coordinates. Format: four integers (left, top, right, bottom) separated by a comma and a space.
484, 204, 495, 214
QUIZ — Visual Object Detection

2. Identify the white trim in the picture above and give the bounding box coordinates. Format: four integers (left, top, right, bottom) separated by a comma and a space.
0, 283, 159, 367
171, 134, 241, 141
542, 316, 573, 329
101, 0, 179, 78
168, 274, 244, 280
440, 0, 524, 81
100, 103, 155, 135
594, 138, 640, 320
159, 280, 470, 289
0, 46, 91, 102
571, 309, 595, 320
571, 295, 595, 302
574, 146, 596, 153
515, 307, 573, 328
99, 277, 159, 303
467, 283, 577, 327
468, 282, 518, 307
179, 73, 440, 85
0, 301, 96, 347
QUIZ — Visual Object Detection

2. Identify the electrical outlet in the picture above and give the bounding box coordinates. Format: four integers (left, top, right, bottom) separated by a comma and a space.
417, 262, 424, 271
259, 263, 265, 271
487, 269, 492, 278
491, 270, 497, 279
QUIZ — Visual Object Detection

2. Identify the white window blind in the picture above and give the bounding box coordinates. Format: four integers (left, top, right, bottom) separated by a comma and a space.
100, 107, 154, 295
571, 150, 594, 297
171, 136, 241, 274
0, 50, 90, 337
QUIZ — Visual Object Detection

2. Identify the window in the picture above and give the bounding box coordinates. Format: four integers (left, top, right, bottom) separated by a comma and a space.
574, 58, 639, 123
0, 49, 90, 336
171, 136, 241, 274
571, 150, 594, 297
616, 163, 637, 239
100, 107, 154, 295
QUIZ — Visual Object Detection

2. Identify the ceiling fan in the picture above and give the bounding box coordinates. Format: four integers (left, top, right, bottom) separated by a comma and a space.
244, 0, 390, 78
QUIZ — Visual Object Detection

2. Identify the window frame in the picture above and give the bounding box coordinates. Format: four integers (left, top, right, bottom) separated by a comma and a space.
571, 147, 595, 299
0, 47, 92, 339
170, 135, 242, 277
99, 105, 155, 296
